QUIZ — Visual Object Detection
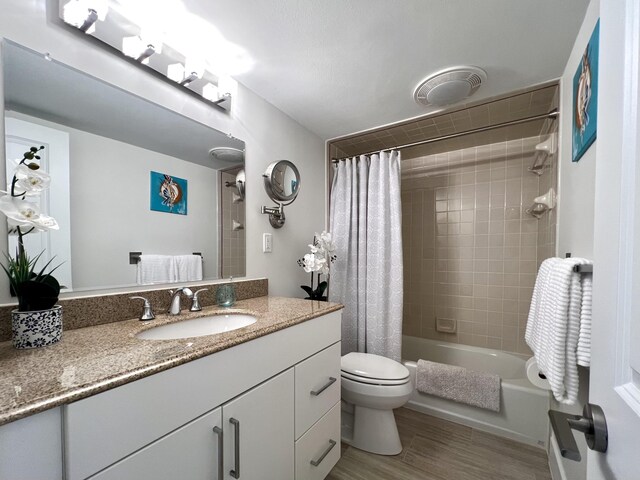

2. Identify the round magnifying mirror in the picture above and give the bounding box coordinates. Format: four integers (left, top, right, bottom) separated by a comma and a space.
263, 160, 301, 204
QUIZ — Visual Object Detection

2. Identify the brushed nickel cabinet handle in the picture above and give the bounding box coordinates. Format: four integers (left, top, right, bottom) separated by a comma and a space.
229, 418, 240, 478
310, 439, 337, 467
310, 377, 337, 396
212, 426, 223, 479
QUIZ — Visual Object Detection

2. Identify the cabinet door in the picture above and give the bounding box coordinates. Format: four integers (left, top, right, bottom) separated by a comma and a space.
92, 407, 223, 480
223, 369, 294, 480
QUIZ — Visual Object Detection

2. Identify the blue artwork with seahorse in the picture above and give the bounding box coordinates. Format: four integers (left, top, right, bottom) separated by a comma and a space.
572, 19, 599, 162
150, 171, 188, 215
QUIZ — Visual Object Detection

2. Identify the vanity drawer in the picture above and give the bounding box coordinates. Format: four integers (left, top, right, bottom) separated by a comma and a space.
295, 401, 341, 480
295, 342, 341, 439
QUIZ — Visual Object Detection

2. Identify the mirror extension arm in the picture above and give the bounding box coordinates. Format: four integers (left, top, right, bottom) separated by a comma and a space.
261, 204, 286, 229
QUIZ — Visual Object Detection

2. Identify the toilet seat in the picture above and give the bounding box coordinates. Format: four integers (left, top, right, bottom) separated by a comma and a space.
341, 352, 410, 386
341, 370, 409, 386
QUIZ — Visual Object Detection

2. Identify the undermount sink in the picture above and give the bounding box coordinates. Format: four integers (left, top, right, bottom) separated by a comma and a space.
136, 314, 257, 340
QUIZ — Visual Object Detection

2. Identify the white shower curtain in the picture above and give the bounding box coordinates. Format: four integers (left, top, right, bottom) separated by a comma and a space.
329, 150, 403, 361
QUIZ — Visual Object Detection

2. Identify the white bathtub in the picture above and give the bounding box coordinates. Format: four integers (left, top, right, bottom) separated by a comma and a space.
402, 335, 550, 448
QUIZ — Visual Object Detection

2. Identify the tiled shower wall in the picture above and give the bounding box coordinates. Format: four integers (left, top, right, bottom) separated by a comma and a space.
220, 170, 246, 278
402, 135, 557, 355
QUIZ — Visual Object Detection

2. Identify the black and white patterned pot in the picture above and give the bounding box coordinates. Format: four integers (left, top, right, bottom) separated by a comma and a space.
11, 305, 63, 349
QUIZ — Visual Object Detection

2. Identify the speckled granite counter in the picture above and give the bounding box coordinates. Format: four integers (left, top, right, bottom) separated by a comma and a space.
0, 296, 342, 426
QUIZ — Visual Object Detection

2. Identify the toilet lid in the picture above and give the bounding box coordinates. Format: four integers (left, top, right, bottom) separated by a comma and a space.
341, 352, 410, 382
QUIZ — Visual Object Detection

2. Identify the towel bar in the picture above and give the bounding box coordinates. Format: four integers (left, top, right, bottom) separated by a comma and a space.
129, 252, 204, 264
573, 264, 593, 273
565, 254, 593, 273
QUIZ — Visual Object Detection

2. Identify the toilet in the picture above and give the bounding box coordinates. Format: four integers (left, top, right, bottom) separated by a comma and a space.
340, 352, 413, 455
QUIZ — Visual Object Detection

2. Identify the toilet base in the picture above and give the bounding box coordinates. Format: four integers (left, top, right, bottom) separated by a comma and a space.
351, 405, 402, 455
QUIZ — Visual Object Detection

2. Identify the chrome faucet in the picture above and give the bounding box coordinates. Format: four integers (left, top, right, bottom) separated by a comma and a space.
168, 287, 194, 315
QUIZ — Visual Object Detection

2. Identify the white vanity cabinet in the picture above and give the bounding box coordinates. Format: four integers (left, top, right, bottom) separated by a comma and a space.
93, 369, 295, 480
90, 407, 223, 480
62, 310, 341, 480
222, 369, 295, 480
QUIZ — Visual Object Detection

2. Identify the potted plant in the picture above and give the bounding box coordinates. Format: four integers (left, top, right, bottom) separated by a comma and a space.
0, 146, 62, 349
297, 231, 336, 301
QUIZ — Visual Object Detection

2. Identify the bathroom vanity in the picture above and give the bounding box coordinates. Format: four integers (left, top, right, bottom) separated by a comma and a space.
0, 297, 342, 480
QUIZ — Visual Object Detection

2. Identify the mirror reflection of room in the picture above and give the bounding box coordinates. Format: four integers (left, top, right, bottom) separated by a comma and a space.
2, 41, 246, 293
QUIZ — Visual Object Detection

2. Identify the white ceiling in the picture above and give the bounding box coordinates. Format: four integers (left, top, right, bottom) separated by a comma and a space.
182, 0, 590, 140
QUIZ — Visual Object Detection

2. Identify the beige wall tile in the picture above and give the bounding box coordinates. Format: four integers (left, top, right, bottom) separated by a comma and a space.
396, 90, 557, 355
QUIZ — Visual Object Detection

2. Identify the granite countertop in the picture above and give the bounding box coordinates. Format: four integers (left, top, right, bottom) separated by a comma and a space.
0, 296, 343, 426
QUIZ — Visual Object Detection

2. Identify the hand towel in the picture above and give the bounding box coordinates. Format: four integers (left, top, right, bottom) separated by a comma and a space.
175, 255, 203, 282
136, 255, 176, 285
416, 359, 501, 412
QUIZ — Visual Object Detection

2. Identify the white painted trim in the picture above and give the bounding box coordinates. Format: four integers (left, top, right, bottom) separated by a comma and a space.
548, 432, 568, 480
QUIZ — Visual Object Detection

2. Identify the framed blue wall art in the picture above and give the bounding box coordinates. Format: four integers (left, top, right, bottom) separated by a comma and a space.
572, 19, 599, 162
150, 171, 188, 215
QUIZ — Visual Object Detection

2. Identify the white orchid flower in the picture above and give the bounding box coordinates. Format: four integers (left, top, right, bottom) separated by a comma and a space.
309, 244, 319, 254
13, 164, 51, 195
302, 253, 317, 273
0, 196, 59, 231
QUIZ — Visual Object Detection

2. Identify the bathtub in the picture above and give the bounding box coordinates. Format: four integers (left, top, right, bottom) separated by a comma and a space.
402, 335, 550, 448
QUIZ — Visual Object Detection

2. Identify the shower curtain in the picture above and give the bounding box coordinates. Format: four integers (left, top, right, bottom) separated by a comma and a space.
329, 150, 403, 361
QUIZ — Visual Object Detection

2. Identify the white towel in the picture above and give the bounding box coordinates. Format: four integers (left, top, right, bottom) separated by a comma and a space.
136, 255, 176, 285
175, 255, 203, 282
577, 263, 592, 367
525, 257, 593, 404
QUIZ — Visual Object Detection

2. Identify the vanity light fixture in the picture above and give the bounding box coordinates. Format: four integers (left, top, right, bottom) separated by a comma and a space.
62, 0, 109, 34
58, 0, 238, 112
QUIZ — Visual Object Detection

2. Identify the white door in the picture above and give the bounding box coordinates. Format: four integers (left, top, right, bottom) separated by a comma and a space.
588, 1, 640, 478
222, 368, 294, 480
4, 114, 72, 290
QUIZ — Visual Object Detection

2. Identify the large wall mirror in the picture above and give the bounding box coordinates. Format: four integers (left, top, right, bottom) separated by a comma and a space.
2, 40, 246, 293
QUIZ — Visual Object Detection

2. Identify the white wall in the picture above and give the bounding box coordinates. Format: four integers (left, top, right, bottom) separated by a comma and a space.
0, 0, 326, 300
553, 1, 599, 479
557, 0, 600, 259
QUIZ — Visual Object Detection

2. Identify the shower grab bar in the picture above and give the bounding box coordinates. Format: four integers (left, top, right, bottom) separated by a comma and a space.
331, 109, 558, 163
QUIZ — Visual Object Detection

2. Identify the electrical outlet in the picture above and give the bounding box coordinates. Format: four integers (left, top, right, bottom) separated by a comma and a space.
263, 233, 273, 253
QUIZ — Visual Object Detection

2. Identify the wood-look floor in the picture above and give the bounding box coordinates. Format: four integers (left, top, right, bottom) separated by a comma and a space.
327, 408, 552, 480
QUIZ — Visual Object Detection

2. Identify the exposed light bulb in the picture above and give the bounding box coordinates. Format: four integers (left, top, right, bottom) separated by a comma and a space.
63, 0, 109, 34
167, 63, 185, 83
202, 83, 219, 102
122, 36, 156, 64
217, 75, 237, 98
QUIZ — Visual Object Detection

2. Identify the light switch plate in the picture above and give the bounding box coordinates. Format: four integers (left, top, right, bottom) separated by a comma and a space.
263, 233, 273, 253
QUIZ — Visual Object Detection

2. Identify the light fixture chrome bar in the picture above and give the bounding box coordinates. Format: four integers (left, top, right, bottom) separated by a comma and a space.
179, 72, 200, 86
332, 109, 559, 163
79, 8, 99, 33
136, 44, 156, 63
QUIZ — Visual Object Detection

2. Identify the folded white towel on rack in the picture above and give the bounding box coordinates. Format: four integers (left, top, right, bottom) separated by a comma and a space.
525, 257, 593, 404
136, 255, 177, 285
175, 255, 203, 282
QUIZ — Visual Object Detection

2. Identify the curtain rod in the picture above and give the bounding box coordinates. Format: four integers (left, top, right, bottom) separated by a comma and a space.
331, 109, 559, 163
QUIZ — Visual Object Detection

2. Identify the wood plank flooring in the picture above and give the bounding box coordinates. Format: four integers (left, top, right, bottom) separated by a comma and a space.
327, 408, 552, 480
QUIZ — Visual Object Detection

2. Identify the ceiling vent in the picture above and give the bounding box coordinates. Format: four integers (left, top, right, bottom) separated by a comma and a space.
414, 66, 487, 107
209, 147, 245, 162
